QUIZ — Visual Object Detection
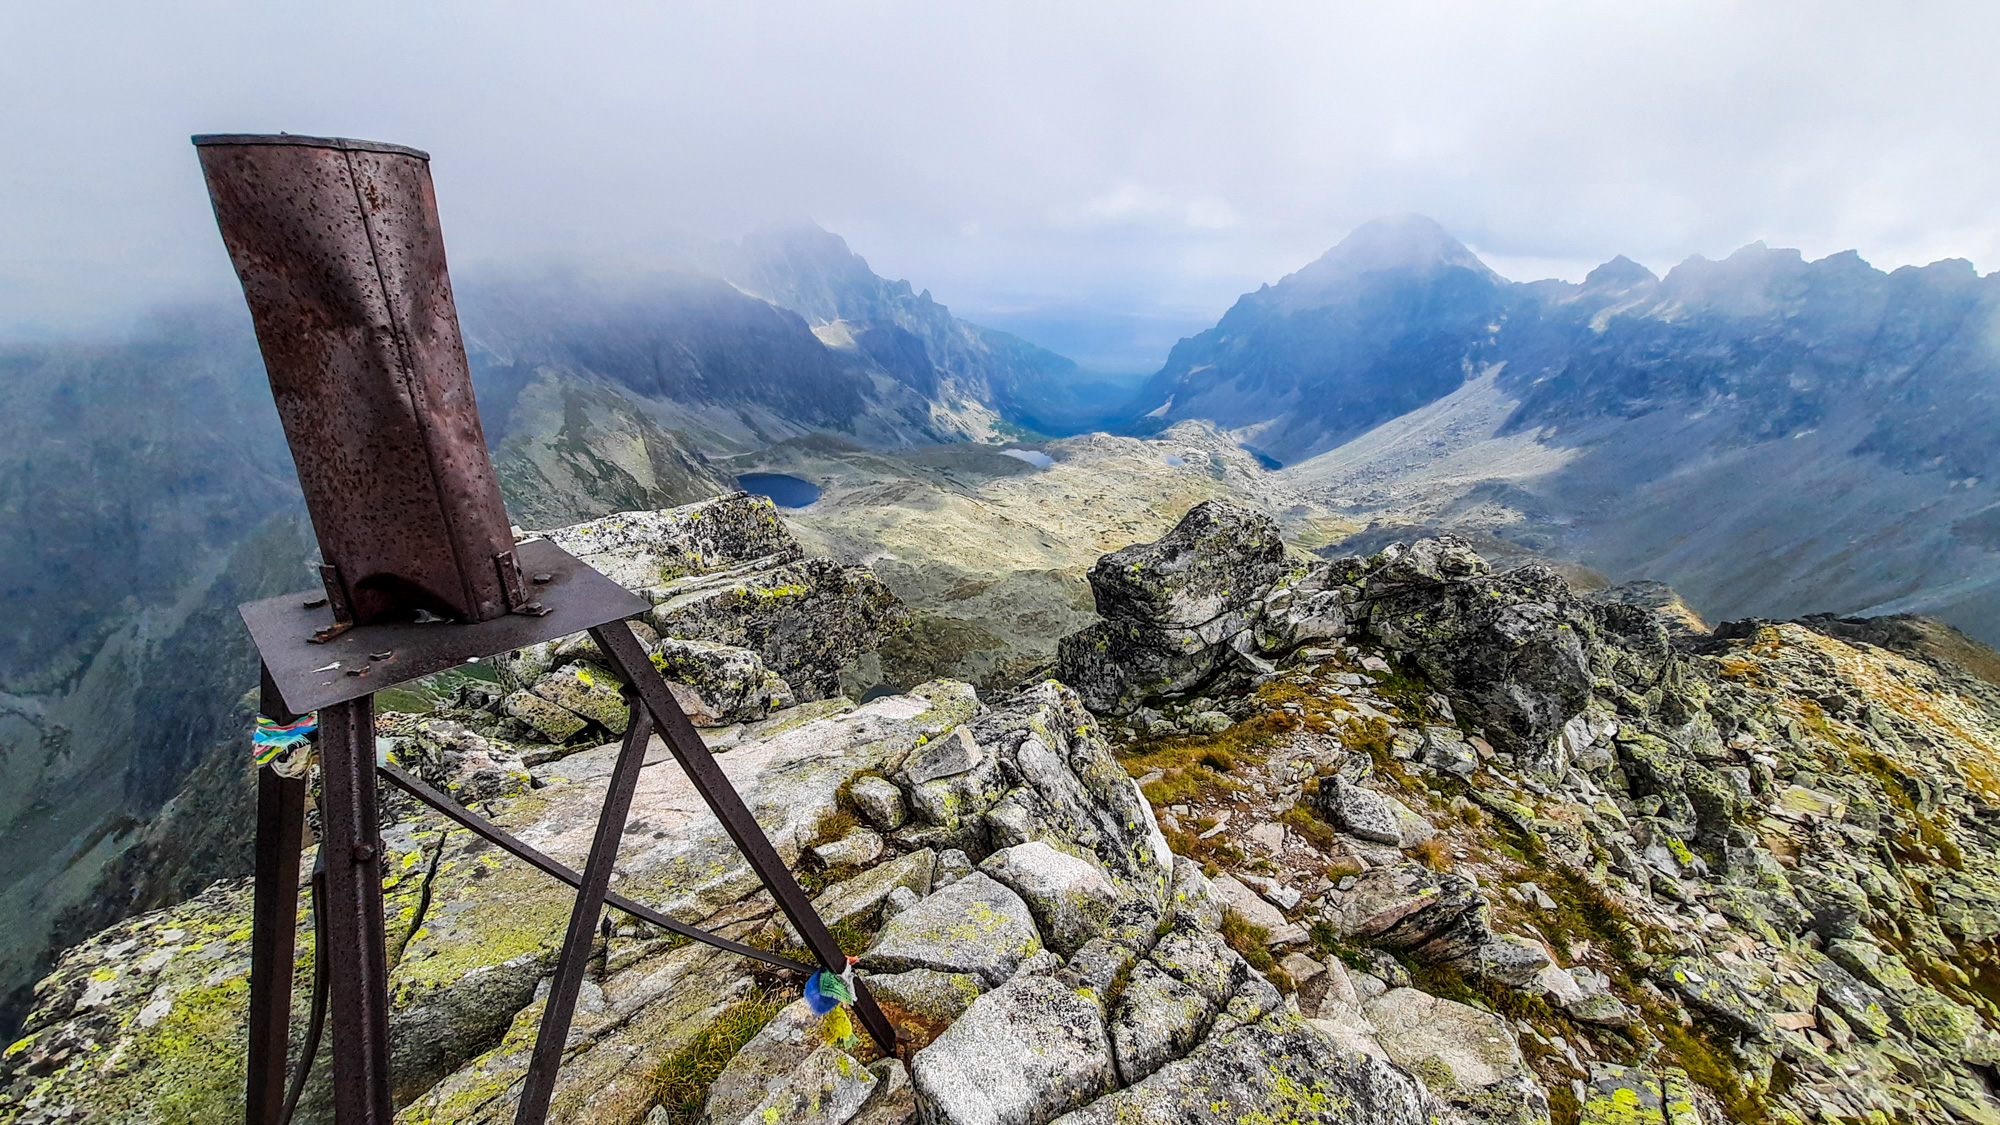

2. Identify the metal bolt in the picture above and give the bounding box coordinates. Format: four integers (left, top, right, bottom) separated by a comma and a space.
352, 843, 377, 863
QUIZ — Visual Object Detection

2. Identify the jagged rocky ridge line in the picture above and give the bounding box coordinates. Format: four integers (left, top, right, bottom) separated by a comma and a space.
9, 498, 2000, 1124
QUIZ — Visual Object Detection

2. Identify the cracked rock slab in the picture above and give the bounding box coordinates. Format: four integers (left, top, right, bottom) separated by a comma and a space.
1052, 1016, 1441, 1125
1109, 961, 1215, 1084
910, 972, 1115, 1125
729, 1043, 877, 1125
978, 842, 1119, 956
1363, 987, 1549, 1125
859, 872, 1042, 987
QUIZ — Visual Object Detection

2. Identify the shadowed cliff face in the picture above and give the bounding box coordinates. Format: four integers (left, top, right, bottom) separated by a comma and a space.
0, 309, 314, 1036
717, 225, 1124, 437
1131, 215, 1513, 455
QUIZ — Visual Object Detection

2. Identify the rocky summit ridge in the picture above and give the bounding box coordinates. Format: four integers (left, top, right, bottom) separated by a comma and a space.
8, 498, 2000, 1125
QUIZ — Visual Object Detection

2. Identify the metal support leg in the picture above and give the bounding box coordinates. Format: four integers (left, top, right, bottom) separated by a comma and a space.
515, 696, 654, 1125
318, 696, 394, 1125
589, 622, 900, 1055
377, 762, 815, 976
246, 763, 307, 1125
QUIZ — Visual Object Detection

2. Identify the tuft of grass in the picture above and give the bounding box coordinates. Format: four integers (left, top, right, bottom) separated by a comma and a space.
1365, 661, 1444, 725
648, 988, 790, 1123
1643, 1001, 1767, 1124
1309, 922, 1371, 972
1410, 836, 1454, 871
1142, 765, 1238, 806
797, 862, 861, 896
1280, 804, 1339, 850
1405, 957, 1558, 1024
1163, 823, 1242, 867
1104, 957, 1138, 1008
805, 808, 859, 851
1534, 864, 1639, 963
1219, 908, 1276, 974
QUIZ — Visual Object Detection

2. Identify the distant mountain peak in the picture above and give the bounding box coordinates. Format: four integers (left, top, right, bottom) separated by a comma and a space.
1300, 214, 1497, 281
1582, 254, 1658, 292
1268, 215, 1499, 311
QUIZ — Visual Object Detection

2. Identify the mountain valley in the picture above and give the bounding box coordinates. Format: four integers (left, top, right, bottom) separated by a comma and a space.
4, 213, 2000, 1125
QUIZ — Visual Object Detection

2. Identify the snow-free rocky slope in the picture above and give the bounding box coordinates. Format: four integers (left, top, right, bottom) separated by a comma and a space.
14, 496, 2000, 1124
0, 226, 1093, 1036
1132, 214, 2000, 649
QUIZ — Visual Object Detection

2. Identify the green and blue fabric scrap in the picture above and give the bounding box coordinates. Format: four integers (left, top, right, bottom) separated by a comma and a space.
804, 956, 862, 1049
253, 713, 317, 766
803, 958, 856, 1014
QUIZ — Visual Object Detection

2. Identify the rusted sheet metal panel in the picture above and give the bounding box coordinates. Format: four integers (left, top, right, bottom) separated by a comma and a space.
194, 133, 518, 625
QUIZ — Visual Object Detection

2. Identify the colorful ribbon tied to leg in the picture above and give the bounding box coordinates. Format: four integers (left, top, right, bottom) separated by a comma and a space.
254, 713, 318, 766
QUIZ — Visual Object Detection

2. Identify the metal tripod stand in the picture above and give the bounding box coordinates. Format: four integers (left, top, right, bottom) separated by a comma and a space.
241, 540, 898, 1125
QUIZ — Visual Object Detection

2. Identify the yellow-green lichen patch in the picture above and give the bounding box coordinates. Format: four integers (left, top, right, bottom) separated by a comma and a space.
391, 857, 572, 996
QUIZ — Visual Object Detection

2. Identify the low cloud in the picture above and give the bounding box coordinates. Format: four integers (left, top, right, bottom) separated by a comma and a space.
3, 1, 1994, 372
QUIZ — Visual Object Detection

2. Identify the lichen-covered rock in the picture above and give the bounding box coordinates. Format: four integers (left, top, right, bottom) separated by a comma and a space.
0, 881, 273, 1125
531, 661, 631, 733
520, 494, 909, 709
903, 726, 983, 785
813, 828, 885, 869
910, 972, 1116, 1125
728, 1043, 876, 1125
1208, 872, 1287, 932
652, 556, 907, 703
1054, 501, 1288, 716
1420, 724, 1478, 777
538, 493, 803, 590
1105, 912, 1249, 1084
859, 872, 1042, 987
1108, 961, 1212, 1086
1052, 1015, 1443, 1125
1331, 862, 1492, 965
1363, 987, 1550, 1125
1362, 554, 1601, 779
851, 775, 908, 831
862, 969, 984, 1053
797, 849, 936, 937
377, 712, 532, 807
1311, 776, 1404, 846
918, 681, 1173, 909
1578, 1064, 1699, 1125
650, 637, 796, 726
503, 687, 590, 742
1164, 856, 1224, 931
977, 842, 1119, 957
702, 999, 838, 1125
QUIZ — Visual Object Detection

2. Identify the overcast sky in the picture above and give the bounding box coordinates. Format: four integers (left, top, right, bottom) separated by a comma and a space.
4, 1, 1996, 372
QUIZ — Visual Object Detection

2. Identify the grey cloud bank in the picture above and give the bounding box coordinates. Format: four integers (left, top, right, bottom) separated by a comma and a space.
3, 1, 1996, 372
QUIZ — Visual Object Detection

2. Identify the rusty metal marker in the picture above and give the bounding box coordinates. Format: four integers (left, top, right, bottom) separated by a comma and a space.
196, 133, 896, 1125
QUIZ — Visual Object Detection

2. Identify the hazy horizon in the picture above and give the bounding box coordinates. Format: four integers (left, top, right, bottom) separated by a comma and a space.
6, 2, 1998, 373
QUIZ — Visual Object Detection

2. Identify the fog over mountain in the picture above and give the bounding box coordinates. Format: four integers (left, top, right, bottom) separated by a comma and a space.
8, 4, 2000, 377
0, 226, 1126, 1025
1135, 214, 2000, 642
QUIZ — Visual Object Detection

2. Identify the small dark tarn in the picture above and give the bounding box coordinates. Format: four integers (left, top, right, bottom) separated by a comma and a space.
857, 684, 899, 703
736, 473, 822, 508
1239, 444, 1283, 470
1165, 455, 1187, 466
999, 449, 1054, 468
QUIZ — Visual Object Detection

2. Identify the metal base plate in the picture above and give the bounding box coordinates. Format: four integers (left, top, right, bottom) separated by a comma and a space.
242, 539, 647, 715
